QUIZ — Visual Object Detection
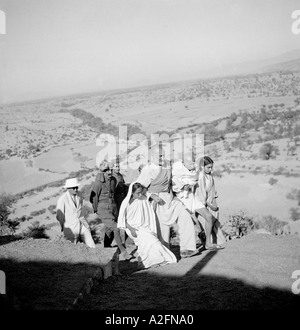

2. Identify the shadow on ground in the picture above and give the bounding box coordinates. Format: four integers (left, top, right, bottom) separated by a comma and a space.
73, 244, 300, 310
1, 240, 300, 310
0, 235, 21, 247
0, 258, 101, 310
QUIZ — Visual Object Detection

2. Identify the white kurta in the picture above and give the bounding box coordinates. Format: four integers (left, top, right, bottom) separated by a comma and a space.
172, 160, 205, 212
117, 183, 177, 268
196, 172, 226, 245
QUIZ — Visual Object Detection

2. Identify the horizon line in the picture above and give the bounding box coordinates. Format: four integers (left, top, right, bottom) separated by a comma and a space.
2, 47, 300, 107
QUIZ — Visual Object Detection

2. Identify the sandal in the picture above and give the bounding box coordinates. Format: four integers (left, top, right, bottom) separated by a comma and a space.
205, 244, 224, 251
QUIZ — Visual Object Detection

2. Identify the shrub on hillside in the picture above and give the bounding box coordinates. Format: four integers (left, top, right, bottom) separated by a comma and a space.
286, 189, 300, 205
259, 143, 278, 160
14, 215, 33, 223
255, 215, 287, 235
47, 204, 56, 215
221, 210, 255, 240
0, 193, 19, 235
0, 193, 14, 223
30, 209, 47, 217
290, 208, 300, 221
21, 221, 49, 239
268, 177, 278, 185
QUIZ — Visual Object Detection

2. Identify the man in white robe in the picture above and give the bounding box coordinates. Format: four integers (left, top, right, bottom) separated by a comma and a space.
56, 178, 95, 248
172, 155, 204, 212
135, 145, 199, 258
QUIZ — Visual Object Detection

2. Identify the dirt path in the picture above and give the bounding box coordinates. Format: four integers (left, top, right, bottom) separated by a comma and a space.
74, 233, 300, 310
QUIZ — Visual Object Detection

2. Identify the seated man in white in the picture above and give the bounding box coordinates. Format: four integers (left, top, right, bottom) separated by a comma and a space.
135, 144, 199, 259
56, 178, 95, 248
172, 154, 199, 211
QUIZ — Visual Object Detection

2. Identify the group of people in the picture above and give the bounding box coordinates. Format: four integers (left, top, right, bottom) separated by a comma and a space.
56, 144, 226, 270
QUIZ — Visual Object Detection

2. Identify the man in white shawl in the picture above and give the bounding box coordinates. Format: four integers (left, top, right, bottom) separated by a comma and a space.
172, 154, 204, 212
117, 182, 177, 269
134, 144, 199, 259
56, 178, 95, 248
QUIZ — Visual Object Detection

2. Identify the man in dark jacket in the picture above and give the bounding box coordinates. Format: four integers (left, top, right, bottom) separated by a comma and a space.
90, 160, 130, 260
112, 161, 129, 245
112, 162, 128, 214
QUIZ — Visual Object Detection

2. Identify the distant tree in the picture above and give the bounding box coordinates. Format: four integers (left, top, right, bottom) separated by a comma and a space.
223, 141, 232, 152
231, 138, 247, 151
259, 143, 277, 160
260, 108, 269, 121
5, 149, 12, 156
289, 189, 300, 205
254, 120, 262, 131
287, 146, 297, 156
290, 208, 300, 221
227, 112, 237, 127
268, 177, 278, 185
293, 125, 300, 136
277, 125, 284, 136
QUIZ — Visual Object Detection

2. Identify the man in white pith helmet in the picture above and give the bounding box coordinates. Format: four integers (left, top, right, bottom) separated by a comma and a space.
56, 177, 95, 248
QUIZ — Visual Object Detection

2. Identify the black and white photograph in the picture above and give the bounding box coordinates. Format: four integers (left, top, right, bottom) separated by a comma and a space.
0, 0, 300, 313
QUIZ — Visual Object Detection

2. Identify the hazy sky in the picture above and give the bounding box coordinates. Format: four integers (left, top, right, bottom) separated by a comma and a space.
0, 0, 299, 103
